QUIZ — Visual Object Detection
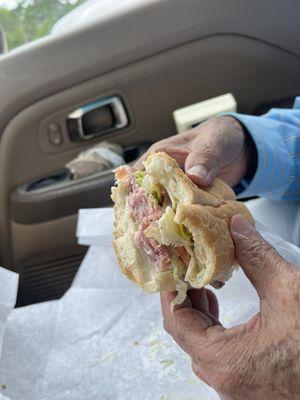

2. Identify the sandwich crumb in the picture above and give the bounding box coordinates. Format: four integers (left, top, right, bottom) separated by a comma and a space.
160, 359, 174, 369
0, 384, 6, 390
133, 341, 139, 346
187, 378, 198, 385
150, 339, 160, 347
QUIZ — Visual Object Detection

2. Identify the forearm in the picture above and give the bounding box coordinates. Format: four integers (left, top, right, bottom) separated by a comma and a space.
225, 104, 300, 201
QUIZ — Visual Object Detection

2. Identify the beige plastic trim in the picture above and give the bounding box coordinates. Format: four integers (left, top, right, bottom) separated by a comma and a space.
11, 214, 81, 266
11, 171, 114, 224
173, 93, 237, 133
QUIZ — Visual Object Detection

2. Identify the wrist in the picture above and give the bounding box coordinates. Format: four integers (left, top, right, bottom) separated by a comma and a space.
220, 116, 258, 183
242, 125, 258, 182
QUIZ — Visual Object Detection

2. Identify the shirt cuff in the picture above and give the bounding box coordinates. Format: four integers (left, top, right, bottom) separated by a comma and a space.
223, 113, 292, 199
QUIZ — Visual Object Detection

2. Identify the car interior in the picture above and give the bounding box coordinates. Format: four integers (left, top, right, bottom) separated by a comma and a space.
0, 0, 300, 307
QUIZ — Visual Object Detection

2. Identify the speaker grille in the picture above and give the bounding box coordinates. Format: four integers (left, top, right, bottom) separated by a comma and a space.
16, 251, 86, 307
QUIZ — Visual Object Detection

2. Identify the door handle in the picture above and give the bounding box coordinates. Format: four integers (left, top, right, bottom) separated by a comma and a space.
67, 96, 128, 141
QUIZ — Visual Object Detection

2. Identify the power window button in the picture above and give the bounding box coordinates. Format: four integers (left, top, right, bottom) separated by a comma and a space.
48, 123, 63, 146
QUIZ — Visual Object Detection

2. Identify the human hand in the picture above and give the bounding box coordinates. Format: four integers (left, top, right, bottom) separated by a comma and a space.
136, 116, 254, 188
161, 215, 300, 400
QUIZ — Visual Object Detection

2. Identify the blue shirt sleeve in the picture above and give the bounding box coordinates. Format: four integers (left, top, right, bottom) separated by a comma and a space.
224, 97, 300, 201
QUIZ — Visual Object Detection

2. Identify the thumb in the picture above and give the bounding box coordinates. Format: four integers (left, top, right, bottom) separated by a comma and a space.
185, 145, 221, 187
230, 214, 284, 300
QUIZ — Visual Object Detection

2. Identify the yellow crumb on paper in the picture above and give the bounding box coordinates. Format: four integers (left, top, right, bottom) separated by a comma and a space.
133, 341, 139, 346
160, 359, 175, 369
150, 339, 160, 348
149, 339, 165, 358
99, 350, 117, 363
187, 378, 198, 385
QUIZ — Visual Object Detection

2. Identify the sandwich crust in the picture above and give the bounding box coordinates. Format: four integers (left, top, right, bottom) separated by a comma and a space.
175, 201, 253, 288
144, 151, 235, 207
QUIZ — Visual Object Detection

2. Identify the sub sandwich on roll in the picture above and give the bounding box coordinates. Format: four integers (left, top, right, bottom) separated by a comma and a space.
111, 152, 253, 304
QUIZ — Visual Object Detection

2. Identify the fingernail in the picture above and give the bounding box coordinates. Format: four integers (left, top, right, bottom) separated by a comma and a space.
230, 214, 254, 236
187, 165, 208, 181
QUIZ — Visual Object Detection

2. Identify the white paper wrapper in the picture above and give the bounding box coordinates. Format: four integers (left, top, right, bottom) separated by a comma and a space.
0, 207, 299, 400
76, 208, 114, 246
0, 268, 18, 357
0, 267, 18, 400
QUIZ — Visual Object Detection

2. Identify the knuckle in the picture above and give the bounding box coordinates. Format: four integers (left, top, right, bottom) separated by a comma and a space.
196, 141, 221, 161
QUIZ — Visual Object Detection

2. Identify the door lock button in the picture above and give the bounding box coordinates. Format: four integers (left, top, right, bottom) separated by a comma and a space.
48, 123, 63, 146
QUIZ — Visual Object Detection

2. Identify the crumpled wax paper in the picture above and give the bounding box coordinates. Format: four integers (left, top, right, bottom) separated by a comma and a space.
0, 208, 299, 400
0, 267, 18, 357
0, 267, 18, 400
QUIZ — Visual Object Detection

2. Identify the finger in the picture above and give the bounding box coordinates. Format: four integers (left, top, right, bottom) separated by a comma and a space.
185, 116, 245, 187
185, 146, 220, 187
206, 289, 219, 320
161, 291, 218, 356
160, 291, 191, 314
187, 289, 220, 324
184, 119, 223, 185
188, 289, 209, 313
158, 147, 188, 168
172, 291, 193, 311
135, 146, 188, 170
230, 214, 285, 300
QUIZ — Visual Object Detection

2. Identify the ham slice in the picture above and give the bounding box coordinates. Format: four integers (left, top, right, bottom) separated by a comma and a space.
127, 174, 171, 271
176, 246, 190, 267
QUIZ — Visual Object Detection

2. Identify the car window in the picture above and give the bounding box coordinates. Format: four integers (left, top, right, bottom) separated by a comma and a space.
51, 0, 145, 35
0, 0, 87, 52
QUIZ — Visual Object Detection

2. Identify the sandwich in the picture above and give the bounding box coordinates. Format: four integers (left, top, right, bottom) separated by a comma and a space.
111, 152, 254, 304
